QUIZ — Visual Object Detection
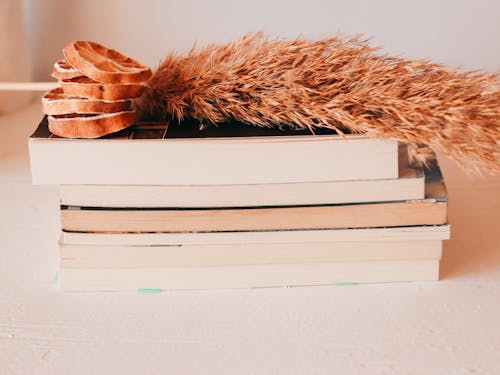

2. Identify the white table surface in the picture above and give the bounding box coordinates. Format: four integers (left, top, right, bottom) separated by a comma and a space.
1, 99, 499, 375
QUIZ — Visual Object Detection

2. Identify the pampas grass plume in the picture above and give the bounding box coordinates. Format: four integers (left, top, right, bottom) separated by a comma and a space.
138, 33, 500, 173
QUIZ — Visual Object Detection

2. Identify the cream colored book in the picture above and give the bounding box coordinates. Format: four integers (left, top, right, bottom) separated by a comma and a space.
29, 118, 398, 185
59, 260, 440, 291
59, 159, 424, 208
61, 225, 451, 246
60, 240, 443, 269
61, 198, 446, 232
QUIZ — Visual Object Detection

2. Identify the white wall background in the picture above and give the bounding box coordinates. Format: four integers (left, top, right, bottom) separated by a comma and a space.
23, 0, 500, 81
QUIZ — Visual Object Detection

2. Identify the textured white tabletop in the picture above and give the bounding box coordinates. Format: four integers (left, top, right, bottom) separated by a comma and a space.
1, 100, 499, 375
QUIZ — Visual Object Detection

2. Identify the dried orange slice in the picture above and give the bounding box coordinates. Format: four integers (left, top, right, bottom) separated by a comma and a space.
42, 87, 131, 115
63, 41, 152, 84
48, 111, 137, 138
61, 76, 145, 100
51, 59, 82, 80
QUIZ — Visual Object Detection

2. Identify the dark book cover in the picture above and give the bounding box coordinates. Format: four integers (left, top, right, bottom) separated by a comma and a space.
31, 116, 340, 140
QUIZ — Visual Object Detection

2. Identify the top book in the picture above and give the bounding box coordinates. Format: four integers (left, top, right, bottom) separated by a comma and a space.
29, 117, 398, 185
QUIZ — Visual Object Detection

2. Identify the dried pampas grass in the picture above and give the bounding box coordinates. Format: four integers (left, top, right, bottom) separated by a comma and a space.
137, 33, 500, 173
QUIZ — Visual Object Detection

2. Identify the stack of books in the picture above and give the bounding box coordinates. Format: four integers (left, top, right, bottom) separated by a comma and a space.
29, 118, 450, 291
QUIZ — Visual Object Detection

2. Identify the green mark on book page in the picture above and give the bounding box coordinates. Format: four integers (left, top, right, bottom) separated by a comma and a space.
137, 288, 162, 294
333, 282, 355, 286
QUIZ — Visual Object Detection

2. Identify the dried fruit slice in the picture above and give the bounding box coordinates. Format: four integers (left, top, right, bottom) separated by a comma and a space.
63, 41, 152, 84
61, 76, 145, 100
42, 87, 132, 115
51, 59, 82, 80
48, 111, 137, 138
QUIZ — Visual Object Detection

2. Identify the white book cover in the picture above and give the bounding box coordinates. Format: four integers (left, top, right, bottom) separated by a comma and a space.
29, 118, 398, 185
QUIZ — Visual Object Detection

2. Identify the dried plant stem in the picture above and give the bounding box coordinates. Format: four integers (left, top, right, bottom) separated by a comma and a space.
138, 33, 500, 173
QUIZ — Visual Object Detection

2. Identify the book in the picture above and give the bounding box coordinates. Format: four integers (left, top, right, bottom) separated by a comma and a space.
61, 201, 447, 232
58, 152, 424, 208
60, 161, 446, 232
61, 224, 451, 246
29, 117, 398, 185
59, 260, 440, 291
60, 240, 443, 268
59, 224, 449, 291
